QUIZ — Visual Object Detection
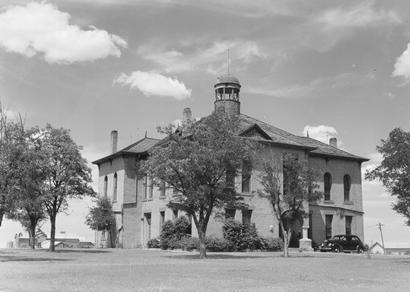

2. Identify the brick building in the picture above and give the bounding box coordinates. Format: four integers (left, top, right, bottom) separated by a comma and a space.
93, 75, 368, 249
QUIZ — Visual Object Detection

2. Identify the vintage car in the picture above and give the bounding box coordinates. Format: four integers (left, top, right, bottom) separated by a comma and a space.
319, 235, 366, 253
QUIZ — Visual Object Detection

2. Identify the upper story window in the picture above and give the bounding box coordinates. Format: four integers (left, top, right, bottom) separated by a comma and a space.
226, 166, 235, 189
344, 174, 351, 201
241, 160, 252, 193
148, 176, 153, 200
143, 175, 148, 200
103, 176, 108, 197
135, 177, 138, 201
113, 173, 118, 202
159, 180, 166, 198
324, 172, 332, 201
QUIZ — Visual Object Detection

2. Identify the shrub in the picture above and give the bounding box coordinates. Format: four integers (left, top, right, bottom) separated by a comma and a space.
222, 219, 263, 251
205, 237, 232, 252
168, 237, 183, 250
260, 237, 283, 251
147, 238, 161, 249
174, 216, 191, 237
160, 220, 175, 249
180, 236, 199, 251
159, 216, 192, 250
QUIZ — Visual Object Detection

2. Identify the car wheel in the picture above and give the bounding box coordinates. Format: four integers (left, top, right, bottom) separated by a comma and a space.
333, 245, 343, 253
357, 246, 364, 254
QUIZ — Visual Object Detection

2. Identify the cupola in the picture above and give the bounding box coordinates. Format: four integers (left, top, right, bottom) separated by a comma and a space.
214, 74, 241, 116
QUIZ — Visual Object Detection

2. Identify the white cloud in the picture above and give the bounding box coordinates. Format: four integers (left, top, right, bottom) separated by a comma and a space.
137, 40, 267, 74
0, 2, 127, 64
317, 1, 400, 29
302, 125, 338, 145
393, 43, 410, 80
114, 71, 191, 100
246, 72, 374, 99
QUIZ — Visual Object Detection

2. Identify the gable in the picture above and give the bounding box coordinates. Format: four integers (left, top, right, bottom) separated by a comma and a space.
239, 123, 272, 140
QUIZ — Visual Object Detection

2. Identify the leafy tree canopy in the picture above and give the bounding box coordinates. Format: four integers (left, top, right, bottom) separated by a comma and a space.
86, 197, 115, 232
142, 112, 253, 258
258, 153, 322, 256
366, 128, 410, 225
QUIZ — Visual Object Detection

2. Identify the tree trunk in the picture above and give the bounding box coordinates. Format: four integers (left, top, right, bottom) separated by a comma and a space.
279, 221, 290, 257
198, 228, 207, 259
29, 223, 36, 250
0, 210, 3, 228
283, 231, 289, 257
49, 214, 56, 252
109, 226, 115, 248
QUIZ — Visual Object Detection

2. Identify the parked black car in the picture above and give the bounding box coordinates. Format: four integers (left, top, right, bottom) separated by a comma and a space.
319, 235, 366, 253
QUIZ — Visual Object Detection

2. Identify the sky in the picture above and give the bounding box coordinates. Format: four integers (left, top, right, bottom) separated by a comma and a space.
0, 0, 410, 248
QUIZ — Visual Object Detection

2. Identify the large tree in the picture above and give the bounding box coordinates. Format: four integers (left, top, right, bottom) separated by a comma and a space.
0, 105, 23, 228
41, 124, 95, 251
143, 113, 252, 258
85, 197, 116, 248
366, 128, 410, 225
7, 126, 48, 249
258, 153, 322, 257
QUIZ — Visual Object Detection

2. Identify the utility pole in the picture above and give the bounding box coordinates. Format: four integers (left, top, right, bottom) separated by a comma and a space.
377, 222, 385, 254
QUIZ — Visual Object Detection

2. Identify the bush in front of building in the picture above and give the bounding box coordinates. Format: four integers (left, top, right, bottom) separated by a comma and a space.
147, 238, 161, 248
159, 216, 191, 249
259, 237, 283, 251
205, 237, 232, 252
222, 219, 263, 251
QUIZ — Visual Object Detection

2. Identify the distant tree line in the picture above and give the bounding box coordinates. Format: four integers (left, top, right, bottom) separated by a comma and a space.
0, 104, 94, 251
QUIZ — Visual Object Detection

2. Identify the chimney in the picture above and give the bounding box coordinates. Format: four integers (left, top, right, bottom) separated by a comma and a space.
329, 137, 337, 148
111, 130, 118, 153
183, 107, 192, 123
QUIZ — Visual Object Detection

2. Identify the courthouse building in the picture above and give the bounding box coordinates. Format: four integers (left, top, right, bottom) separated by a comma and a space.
93, 75, 368, 249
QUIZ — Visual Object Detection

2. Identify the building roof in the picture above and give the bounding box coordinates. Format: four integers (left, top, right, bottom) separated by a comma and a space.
92, 137, 160, 164
238, 114, 368, 162
94, 113, 367, 165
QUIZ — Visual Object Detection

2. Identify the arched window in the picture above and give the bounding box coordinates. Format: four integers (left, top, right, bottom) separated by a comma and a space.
103, 176, 108, 197
113, 173, 118, 202
344, 174, 351, 201
324, 172, 332, 201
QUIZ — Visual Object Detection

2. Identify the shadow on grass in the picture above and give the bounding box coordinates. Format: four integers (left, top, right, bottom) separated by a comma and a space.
53, 249, 111, 254
0, 256, 73, 262
164, 253, 274, 260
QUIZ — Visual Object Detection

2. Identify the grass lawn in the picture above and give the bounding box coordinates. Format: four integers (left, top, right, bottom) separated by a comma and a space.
0, 248, 409, 291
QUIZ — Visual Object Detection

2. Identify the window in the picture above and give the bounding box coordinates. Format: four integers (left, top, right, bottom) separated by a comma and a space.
344, 175, 351, 201
325, 215, 333, 239
160, 211, 165, 228
113, 173, 118, 202
143, 175, 148, 200
324, 172, 332, 201
159, 181, 166, 198
226, 166, 235, 189
135, 177, 139, 202
144, 213, 152, 241
242, 209, 252, 225
225, 209, 236, 220
283, 153, 298, 196
308, 212, 313, 239
172, 209, 178, 220
241, 160, 251, 193
345, 216, 352, 235
103, 176, 108, 197
148, 177, 153, 199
